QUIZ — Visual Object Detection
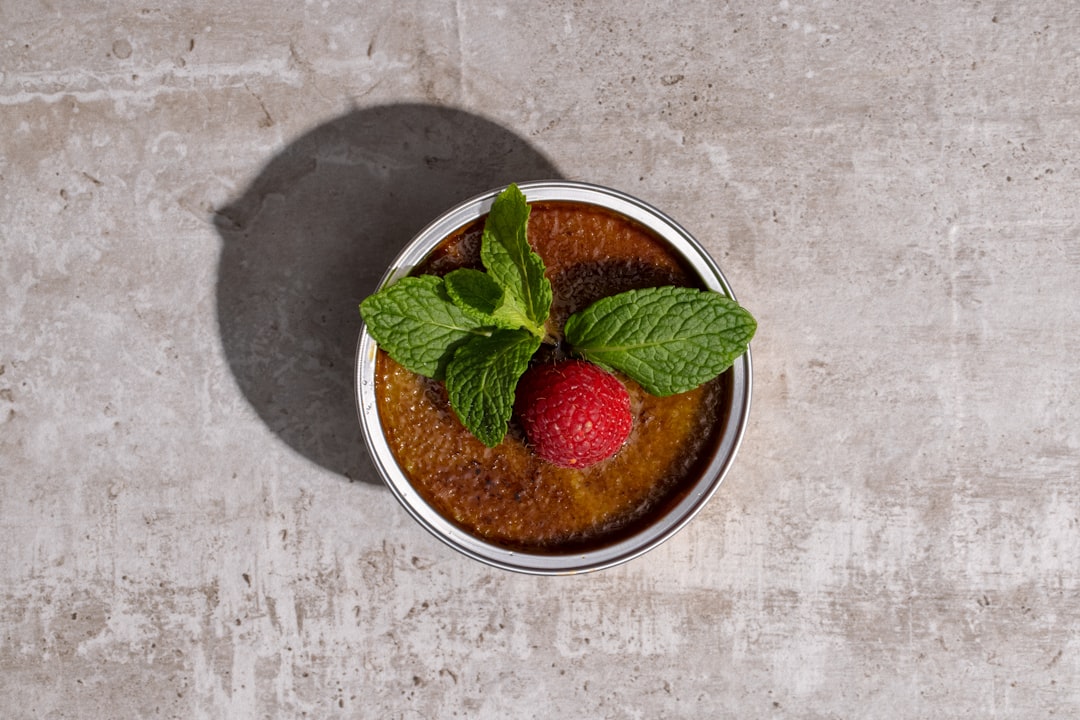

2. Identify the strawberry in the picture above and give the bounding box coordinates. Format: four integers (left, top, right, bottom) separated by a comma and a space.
514, 359, 633, 468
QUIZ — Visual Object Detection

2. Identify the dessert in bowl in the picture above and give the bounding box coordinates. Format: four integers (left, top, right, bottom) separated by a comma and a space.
356, 181, 754, 574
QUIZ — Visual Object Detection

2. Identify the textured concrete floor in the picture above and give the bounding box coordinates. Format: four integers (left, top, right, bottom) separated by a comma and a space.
3, 1, 1080, 718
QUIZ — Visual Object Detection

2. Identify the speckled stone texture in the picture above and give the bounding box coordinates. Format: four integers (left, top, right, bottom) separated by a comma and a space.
2, 1, 1079, 717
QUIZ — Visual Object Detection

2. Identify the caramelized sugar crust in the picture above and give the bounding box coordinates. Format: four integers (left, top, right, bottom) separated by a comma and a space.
375, 202, 726, 551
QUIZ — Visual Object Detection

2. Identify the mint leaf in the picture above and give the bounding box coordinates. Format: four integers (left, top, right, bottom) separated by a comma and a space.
359, 275, 491, 380
443, 268, 522, 330
444, 329, 540, 447
564, 286, 757, 396
480, 184, 552, 338
360, 184, 552, 448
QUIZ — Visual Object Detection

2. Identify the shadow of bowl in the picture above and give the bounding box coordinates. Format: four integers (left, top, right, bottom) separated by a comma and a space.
214, 103, 562, 483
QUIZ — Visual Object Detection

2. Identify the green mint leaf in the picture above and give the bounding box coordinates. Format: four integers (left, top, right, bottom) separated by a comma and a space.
443, 268, 525, 330
480, 184, 552, 338
359, 275, 491, 380
445, 329, 540, 447
564, 286, 757, 396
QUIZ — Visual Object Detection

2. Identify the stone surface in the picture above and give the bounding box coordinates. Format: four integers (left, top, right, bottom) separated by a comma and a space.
2, 1, 1079, 717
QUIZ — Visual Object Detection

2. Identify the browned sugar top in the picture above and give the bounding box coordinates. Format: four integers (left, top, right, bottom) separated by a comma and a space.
374, 201, 726, 552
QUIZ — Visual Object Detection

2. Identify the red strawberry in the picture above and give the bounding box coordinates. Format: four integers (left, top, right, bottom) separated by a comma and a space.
514, 360, 633, 468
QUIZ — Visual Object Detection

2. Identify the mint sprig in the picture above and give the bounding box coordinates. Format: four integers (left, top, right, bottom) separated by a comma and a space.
360, 182, 757, 448
360, 184, 549, 447
564, 286, 757, 396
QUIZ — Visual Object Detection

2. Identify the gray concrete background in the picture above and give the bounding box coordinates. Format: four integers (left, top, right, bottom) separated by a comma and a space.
2, 1, 1078, 717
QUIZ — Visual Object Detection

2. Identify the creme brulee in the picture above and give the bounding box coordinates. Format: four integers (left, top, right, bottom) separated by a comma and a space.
374, 202, 727, 552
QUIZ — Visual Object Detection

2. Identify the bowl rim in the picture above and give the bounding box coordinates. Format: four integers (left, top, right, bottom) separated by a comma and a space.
355, 180, 752, 575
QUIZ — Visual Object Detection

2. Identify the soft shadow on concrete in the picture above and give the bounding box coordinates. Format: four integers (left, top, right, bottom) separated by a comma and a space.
214, 103, 563, 484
